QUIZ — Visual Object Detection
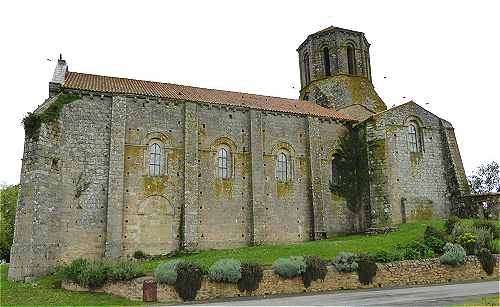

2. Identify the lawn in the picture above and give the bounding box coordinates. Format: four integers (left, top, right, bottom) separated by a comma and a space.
142, 219, 445, 272
0, 219, 446, 305
456, 294, 500, 306
0, 264, 142, 306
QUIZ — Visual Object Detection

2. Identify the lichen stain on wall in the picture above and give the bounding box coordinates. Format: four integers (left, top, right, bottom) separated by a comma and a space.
143, 176, 169, 197
215, 179, 233, 199
277, 181, 294, 199
410, 204, 433, 220
124, 146, 144, 174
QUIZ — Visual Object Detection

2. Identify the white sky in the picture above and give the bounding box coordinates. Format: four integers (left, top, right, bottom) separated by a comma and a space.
0, 0, 499, 185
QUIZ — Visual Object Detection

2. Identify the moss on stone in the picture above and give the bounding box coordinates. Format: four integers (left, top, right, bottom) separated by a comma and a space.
143, 176, 168, 197
410, 152, 423, 168
124, 146, 144, 174
215, 179, 233, 199
277, 181, 294, 199
412, 205, 433, 220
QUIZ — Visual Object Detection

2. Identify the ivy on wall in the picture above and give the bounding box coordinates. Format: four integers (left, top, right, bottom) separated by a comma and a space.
21, 93, 79, 140
329, 127, 370, 230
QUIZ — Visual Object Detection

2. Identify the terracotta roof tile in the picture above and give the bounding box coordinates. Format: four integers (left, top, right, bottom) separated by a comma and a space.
63, 72, 356, 121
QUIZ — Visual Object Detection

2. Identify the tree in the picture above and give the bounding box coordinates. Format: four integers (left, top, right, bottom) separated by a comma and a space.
468, 161, 500, 194
0, 184, 19, 262
329, 128, 369, 232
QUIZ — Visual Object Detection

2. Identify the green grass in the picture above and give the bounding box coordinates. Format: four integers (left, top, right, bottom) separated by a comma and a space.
0, 264, 143, 306
455, 294, 500, 306
142, 220, 445, 272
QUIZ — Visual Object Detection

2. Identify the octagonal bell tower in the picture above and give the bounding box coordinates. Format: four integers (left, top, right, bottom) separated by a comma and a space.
297, 26, 387, 120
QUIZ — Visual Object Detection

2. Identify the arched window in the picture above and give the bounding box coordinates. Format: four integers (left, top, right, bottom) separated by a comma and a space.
217, 148, 230, 179
323, 47, 331, 76
149, 143, 161, 176
408, 123, 419, 152
347, 44, 356, 75
277, 152, 288, 182
304, 53, 311, 84
331, 157, 339, 185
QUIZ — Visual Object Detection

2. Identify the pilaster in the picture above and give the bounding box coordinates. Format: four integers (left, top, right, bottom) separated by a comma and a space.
249, 110, 265, 244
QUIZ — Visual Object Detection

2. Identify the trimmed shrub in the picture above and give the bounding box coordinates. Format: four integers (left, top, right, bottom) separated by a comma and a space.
440, 243, 466, 266
133, 250, 146, 260
155, 259, 184, 285
488, 239, 500, 254
474, 227, 494, 252
457, 232, 477, 255
108, 260, 145, 282
473, 219, 500, 239
333, 252, 358, 272
357, 254, 377, 285
372, 250, 404, 263
477, 248, 496, 275
174, 262, 203, 301
237, 262, 263, 293
445, 215, 460, 235
61, 258, 89, 283
272, 256, 306, 278
302, 256, 327, 288
79, 260, 109, 290
208, 258, 242, 283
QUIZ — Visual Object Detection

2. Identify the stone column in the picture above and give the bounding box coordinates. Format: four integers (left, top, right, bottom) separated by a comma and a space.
183, 102, 199, 250
306, 116, 326, 239
105, 96, 127, 259
249, 110, 265, 244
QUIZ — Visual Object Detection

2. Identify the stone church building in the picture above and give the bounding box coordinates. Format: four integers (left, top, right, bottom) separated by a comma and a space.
9, 26, 469, 280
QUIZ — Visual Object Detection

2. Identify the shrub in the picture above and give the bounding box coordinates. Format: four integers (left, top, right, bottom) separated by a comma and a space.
333, 252, 359, 272
474, 227, 494, 252
473, 220, 500, 239
79, 260, 109, 290
133, 250, 146, 260
440, 243, 466, 266
155, 259, 184, 285
61, 258, 89, 283
488, 239, 500, 254
425, 225, 446, 241
457, 232, 477, 255
357, 254, 377, 285
372, 250, 404, 263
445, 215, 460, 235
401, 241, 435, 260
477, 248, 496, 275
174, 262, 203, 301
424, 235, 446, 254
208, 258, 242, 283
302, 256, 327, 288
237, 262, 263, 293
108, 260, 145, 282
450, 222, 471, 243
272, 256, 306, 278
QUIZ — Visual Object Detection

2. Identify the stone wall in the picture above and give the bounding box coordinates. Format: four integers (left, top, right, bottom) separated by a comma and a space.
366, 102, 461, 226
62, 255, 499, 303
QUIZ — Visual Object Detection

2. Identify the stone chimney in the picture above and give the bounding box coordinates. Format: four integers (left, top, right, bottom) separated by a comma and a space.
49, 54, 68, 97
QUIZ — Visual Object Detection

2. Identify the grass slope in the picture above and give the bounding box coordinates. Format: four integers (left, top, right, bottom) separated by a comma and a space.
0, 265, 142, 306
143, 220, 445, 272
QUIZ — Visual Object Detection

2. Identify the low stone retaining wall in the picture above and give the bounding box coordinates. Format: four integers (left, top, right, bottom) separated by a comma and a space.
62, 255, 500, 303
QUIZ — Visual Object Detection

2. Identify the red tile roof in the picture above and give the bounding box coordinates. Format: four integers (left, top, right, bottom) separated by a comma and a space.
63, 72, 356, 121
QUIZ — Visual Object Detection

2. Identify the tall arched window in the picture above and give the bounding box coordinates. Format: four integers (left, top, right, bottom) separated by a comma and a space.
217, 148, 229, 179
347, 44, 356, 75
277, 152, 288, 182
331, 157, 339, 185
323, 47, 331, 76
149, 143, 161, 176
304, 53, 311, 84
408, 123, 419, 152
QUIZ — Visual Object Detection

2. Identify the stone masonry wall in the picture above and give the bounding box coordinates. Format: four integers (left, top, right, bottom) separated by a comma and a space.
366, 102, 458, 226
62, 255, 499, 303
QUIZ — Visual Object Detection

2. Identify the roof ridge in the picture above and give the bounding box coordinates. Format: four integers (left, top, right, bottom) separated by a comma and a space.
66, 71, 302, 103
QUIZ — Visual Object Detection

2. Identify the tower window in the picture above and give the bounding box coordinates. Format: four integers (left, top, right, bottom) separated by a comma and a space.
331, 156, 339, 185
149, 143, 161, 176
277, 152, 288, 182
347, 45, 356, 75
408, 122, 421, 152
304, 53, 311, 84
323, 47, 331, 76
217, 147, 230, 179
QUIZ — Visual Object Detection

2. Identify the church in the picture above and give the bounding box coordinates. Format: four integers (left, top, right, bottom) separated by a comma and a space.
9, 26, 469, 281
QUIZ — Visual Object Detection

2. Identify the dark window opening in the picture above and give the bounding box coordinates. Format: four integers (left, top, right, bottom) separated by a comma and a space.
304, 53, 311, 84
323, 47, 331, 76
347, 45, 356, 75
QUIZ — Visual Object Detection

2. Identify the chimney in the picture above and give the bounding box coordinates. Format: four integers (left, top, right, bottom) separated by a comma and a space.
49, 54, 68, 97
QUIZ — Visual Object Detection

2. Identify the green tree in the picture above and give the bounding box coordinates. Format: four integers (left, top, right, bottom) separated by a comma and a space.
329, 128, 369, 232
0, 184, 19, 262
468, 161, 500, 194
